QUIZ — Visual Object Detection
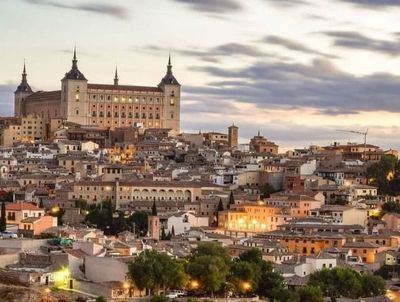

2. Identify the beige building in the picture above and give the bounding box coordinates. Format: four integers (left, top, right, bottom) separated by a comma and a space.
14, 50, 181, 135
0, 114, 45, 147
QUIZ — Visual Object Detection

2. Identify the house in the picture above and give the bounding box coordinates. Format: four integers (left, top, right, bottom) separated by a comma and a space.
4, 202, 45, 226
18, 215, 57, 237
161, 211, 209, 235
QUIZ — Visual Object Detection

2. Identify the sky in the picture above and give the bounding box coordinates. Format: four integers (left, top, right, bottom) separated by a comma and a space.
1, 0, 400, 150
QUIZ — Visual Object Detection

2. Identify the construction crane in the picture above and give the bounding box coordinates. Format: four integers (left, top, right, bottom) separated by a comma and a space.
336, 129, 368, 161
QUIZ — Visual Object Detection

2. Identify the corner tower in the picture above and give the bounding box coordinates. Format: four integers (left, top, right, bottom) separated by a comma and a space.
158, 54, 181, 134
61, 48, 88, 125
14, 62, 33, 117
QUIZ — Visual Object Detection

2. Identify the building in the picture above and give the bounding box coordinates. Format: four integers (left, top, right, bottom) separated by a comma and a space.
4, 202, 45, 226
249, 132, 278, 155
148, 200, 160, 240
13, 50, 181, 135
0, 114, 45, 147
18, 215, 57, 237
228, 124, 239, 149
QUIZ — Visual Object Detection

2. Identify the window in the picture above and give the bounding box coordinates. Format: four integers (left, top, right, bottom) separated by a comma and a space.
170, 98, 175, 105
75, 94, 79, 101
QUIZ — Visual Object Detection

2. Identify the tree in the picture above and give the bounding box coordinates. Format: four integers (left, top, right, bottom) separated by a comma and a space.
161, 226, 167, 240
239, 248, 262, 263
296, 285, 324, 302
0, 201, 6, 232
256, 261, 285, 300
227, 191, 235, 209
127, 250, 187, 294
361, 274, 386, 297
309, 267, 363, 299
39, 199, 44, 208
367, 154, 399, 195
382, 201, 400, 214
192, 242, 231, 265
280, 289, 300, 302
229, 260, 260, 294
95, 297, 107, 302
127, 211, 149, 236
187, 254, 229, 296
216, 198, 224, 225
260, 183, 276, 198
171, 225, 175, 236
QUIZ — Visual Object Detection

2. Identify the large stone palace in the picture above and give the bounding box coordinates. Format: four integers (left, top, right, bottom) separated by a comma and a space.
14, 49, 181, 134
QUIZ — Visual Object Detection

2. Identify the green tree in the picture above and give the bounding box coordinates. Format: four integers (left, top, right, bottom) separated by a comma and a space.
227, 191, 235, 209
381, 201, 400, 214
309, 267, 362, 299
361, 274, 386, 297
280, 289, 300, 302
296, 285, 324, 302
367, 154, 399, 195
192, 242, 231, 265
229, 260, 260, 294
39, 199, 44, 208
257, 261, 285, 300
239, 248, 262, 263
151, 295, 170, 302
0, 201, 6, 232
260, 183, 276, 198
127, 211, 149, 236
95, 297, 107, 302
127, 250, 187, 294
187, 254, 229, 296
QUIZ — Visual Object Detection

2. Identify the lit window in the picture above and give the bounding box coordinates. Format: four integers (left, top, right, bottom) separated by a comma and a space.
170, 98, 175, 106
75, 94, 79, 101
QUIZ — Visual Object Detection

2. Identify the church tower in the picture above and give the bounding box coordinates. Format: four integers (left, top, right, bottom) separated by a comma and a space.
158, 54, 181, 135
148, 199, 160, 240
228, 123, 239, 149
60, 48, 88, 125
14, 62, 33, 117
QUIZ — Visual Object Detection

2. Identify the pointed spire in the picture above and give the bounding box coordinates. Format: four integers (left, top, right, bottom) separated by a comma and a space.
258, 129, 261, 137
64, 46, 87, 80
167, 52, 172, 74
23, 59, 27, 76
72, 46, 78, 68
15, 60, 33, 94
114, 65, 119, 86
158, 52, 180, 87
151, 198, 157, 216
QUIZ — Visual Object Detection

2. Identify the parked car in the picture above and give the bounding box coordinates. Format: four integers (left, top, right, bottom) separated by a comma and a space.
0, 231, 18, 239
165, 292, 179, 299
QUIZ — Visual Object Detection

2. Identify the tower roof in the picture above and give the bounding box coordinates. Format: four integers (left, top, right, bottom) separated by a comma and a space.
158, 53, 180, 87
151, 199, 158, 216
63, 47, 87, 81
114, 65, 119, 86
15, 61, 33, 94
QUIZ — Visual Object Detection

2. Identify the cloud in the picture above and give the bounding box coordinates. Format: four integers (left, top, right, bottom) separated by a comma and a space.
321, 31, 400, 56
262, 0, 309, 7
185, 58, 400, 115
173, 0, 242, 14
340, 0, 400, 8
135, 42, 289, 63
261, 35, 338, 59
23, 0, 129, 19
0, 84, 16, 116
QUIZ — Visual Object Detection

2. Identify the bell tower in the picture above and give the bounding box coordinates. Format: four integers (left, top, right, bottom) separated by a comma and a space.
158, 54, 181, 135
61, 47, 88, 125
148, 199, 160, 241
14, 61, 33, 117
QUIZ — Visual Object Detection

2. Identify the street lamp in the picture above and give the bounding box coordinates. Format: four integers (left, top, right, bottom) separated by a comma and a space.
242, 281, 251, 293
190, 280, 199, 290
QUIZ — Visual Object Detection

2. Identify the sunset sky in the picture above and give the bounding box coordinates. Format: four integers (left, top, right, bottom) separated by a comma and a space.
2, 0, 400, 150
